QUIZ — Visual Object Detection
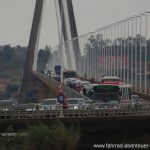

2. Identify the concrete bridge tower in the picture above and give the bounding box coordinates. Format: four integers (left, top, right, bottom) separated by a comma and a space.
19, 0, 80, 103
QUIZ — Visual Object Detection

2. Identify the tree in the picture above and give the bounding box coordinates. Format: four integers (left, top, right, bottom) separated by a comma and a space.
3, 45, 14, 61
37, 45, 51, 71
6, 83, 19, 94
26, 123, 51, 150
25, 120, 80, 150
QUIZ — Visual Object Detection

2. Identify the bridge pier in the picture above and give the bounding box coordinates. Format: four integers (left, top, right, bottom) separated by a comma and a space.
30, 75, 57, 102
19, 74, 57, 104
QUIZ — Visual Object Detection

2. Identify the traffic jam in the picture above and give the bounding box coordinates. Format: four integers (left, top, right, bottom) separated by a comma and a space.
44, 69, 143, 111
2, 71, 142, 112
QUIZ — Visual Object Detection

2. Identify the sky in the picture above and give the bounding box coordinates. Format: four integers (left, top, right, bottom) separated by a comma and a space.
0, 0, 150, 49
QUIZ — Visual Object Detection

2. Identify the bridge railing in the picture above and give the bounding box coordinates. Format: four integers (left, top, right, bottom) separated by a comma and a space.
0, 103, 150, 120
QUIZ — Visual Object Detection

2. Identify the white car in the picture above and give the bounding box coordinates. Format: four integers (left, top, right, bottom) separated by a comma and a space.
131, 95, 142, 107
80, 81, 90, 87
41, 98, 59, 110
66, 98, 88, 110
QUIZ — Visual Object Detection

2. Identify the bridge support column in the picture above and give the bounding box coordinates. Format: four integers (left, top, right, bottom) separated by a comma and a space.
22, 74, 57, 103
19, 0, 44, 103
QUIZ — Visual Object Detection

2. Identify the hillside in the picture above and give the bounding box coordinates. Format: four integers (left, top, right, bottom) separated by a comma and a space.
0, 45, 51, 99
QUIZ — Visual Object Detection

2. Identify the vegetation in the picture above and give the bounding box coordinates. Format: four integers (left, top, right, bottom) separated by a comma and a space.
37, 45, 51, 71
0, 120, 80, 150
6, 83, 19, 93
0, 44, 51, 99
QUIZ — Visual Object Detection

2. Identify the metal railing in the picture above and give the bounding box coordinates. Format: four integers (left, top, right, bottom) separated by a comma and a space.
0, 104, 150, 120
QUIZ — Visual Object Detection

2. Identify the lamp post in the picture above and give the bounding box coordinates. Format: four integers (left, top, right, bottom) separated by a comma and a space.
103, 28, 106, 75
126, 18, 130, 85
123, 19, 127, 84
130, 17, 135, 88
108, 25, 113, 76
99, 29, 103, 78
125, 17, 135, 86
113, 24, 116, 76
143, 11, 150, 93
98, 30, 102, 79
134, 15, 140, 91
140, 13, 146, 93
105, 27, 108, 76
139, 15, 142, 92
116, 21, 121, 78
116, 22, 119, 76
120, 21, 123, 79
102, 29, 105, 76
110, 24, 113, 76
116, 20, 126, 80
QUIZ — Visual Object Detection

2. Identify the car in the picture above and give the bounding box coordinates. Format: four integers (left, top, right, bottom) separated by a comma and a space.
0, 99, 18, 111
85, 84, 99, 94
131, 95, 140, 101
18, 103, 42, 111
64, 78, 76, 85
92, 99, 120, 109
41, 98, 59, 110
120, 99, 133, 108
131, 95, 142, 108
80, 81, 90, 87
92, 100, 106, 109
64, 78, 78, 88
106, 100, 120, 109
66, 98, 88, 109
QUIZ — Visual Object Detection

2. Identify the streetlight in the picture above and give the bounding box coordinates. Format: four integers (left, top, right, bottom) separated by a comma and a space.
139, 15, 142, 92
142, 11, 150, 93
123, 19, 127, 84
129, 17, 135, 88
125, 17, 135, 86
140, 13, 147, 93
116, 21, 123, 78
126, 17, 132, 85
115, 22, 120, 77
134, 15, 141, 91
107, 25, 113, 76
110, 24, 114, 76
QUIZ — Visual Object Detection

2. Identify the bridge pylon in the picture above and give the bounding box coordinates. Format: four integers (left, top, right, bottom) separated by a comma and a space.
19, 0, 44, 103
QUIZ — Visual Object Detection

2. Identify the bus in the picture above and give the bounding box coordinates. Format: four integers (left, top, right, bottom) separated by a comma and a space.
92, 84, 121, 109
100, 76, 122, 84
100, 76, 132, 101
63, 70, 77, 79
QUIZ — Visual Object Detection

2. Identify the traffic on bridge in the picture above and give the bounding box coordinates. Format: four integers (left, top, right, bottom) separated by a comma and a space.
1, 0, 150, 149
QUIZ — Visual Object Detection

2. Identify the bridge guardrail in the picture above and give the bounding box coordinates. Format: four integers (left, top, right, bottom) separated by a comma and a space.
0, 104, 150, 120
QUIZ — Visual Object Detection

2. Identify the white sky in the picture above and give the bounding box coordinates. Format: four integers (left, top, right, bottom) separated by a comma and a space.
0, 0, 150, 49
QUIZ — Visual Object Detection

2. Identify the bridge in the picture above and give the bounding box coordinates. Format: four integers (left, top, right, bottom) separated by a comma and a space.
1, 104, 150, 132
18, 0, 150, 104
1, 0, 150, 139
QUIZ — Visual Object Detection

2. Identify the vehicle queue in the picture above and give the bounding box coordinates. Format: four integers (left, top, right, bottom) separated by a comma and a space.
0, 74, 143, 111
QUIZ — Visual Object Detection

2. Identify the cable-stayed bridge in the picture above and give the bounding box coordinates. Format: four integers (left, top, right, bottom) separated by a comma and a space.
2, 0, 150, 132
